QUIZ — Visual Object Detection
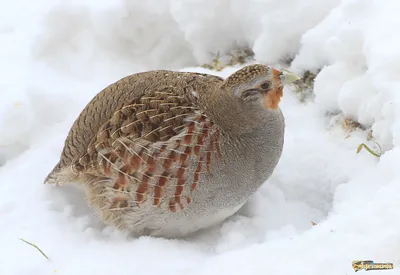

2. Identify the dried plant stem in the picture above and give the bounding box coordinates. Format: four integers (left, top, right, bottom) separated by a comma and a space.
356, 143, 381, 157
19, 238, 50, 260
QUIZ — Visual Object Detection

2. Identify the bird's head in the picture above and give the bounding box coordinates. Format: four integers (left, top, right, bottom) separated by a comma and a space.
221, 64, 299, 111
202, 64, 299, 135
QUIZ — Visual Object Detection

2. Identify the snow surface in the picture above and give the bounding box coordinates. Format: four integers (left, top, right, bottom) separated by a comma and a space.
1, 0, 400, 274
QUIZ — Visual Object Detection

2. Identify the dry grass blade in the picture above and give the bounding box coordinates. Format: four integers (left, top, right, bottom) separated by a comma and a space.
19, 238, 50, 260
356, 143, 381, 157
201, 51, 224, 71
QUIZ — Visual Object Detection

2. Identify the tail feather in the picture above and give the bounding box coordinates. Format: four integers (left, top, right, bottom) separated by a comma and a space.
44, 162, 78, 185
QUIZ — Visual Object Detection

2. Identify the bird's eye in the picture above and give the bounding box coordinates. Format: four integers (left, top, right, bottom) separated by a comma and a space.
260, 81, 271, 90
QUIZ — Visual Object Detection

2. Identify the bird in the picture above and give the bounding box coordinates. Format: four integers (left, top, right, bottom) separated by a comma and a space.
44, 64, 299, 238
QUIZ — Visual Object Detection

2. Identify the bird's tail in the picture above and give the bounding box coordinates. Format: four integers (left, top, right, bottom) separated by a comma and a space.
44, 162, 78, 185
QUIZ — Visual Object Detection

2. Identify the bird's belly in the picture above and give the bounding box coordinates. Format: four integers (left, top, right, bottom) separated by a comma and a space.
148, 201, 245, 238
89, 127, 282, 238
126, 165, 262, 238
154, 138, 284, 237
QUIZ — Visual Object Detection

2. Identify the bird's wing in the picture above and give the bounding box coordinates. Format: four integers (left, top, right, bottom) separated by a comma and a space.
45, 71, 223, 186
77, 84, 206, 174
63, 76, 222, 212
44, 70, 224, 214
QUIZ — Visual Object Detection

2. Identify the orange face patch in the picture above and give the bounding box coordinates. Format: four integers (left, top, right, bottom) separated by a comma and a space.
263, 86, 283, 109
272, 68, 281, 84
263, 68, 283, 110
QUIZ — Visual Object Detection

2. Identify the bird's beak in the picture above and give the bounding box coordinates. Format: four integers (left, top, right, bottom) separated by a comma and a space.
281, 69, 301, 86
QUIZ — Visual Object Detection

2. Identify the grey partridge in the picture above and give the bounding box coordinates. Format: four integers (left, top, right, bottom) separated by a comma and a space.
45, 64, 299, 238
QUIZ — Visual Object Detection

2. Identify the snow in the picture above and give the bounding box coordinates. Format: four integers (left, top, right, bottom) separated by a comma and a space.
292, 0, 400, 151
1, 0, 399, 274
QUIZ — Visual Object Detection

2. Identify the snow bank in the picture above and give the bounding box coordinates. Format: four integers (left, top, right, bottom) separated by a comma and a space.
292, 0, 400, 151
34, 0, 338, 76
